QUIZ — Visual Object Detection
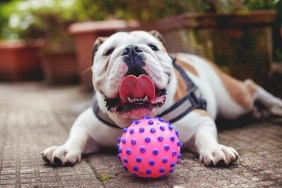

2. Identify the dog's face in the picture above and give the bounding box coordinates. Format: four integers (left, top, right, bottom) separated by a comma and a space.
92, 31, 174, 121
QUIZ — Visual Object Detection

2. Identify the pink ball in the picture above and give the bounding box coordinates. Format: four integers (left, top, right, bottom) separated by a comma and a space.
117, 117, 182, 178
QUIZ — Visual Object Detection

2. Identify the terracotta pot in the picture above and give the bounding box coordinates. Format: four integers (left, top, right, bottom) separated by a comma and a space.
41, 52, 79, 85
0, 40, 45, 81
139, 10, 276, 85
69, 20, 139, 91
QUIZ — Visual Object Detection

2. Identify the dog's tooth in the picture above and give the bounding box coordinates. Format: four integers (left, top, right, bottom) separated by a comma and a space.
127, 97, 131, 103
144, 95, 148, 101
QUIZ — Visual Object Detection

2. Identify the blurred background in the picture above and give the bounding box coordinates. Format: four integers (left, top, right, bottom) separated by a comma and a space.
0, 0, 281, 95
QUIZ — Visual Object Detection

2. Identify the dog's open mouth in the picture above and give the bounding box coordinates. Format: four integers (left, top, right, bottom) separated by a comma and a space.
104, 74, 166, 113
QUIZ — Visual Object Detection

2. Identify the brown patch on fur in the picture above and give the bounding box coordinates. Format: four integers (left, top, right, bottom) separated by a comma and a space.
173, 59, 199, 101
173, 69, 187, 101
193, 109, 211, 117
205, 58, 257, 110
177, 60, 199, 77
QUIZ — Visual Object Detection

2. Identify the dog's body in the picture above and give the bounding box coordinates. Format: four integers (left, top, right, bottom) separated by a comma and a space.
42, 31, 282, 167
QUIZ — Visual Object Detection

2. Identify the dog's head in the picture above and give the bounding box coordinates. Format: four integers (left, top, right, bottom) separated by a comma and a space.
92, 31, 175, 122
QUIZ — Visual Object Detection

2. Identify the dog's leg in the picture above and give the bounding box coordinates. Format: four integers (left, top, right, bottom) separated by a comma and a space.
41, 108, 99, 166
177, 110, 239, 166
194, 120, 239, 166
245, 80, 282, 118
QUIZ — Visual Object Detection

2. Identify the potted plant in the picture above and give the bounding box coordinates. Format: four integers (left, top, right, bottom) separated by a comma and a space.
0, 0, 85, 84
0, 1, 45, 81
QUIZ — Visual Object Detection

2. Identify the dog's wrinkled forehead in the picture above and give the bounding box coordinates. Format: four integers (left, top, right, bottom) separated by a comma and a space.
92, 31, 166, 60
108, 31, 164, 48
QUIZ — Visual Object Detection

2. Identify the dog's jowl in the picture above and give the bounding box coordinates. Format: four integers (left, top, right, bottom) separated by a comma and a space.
42, 31, 282, 167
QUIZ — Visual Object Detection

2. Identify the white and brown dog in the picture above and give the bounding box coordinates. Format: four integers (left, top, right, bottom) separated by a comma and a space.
42, 31, 282, 167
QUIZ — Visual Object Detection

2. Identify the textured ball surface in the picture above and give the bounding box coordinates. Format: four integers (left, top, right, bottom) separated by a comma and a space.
117, 116, 182, 178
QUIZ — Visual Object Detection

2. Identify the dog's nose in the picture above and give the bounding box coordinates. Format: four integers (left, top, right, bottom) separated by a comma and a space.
122, 45, 143, 56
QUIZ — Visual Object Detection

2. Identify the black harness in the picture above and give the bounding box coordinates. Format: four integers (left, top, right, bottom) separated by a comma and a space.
92, 56, 207, 128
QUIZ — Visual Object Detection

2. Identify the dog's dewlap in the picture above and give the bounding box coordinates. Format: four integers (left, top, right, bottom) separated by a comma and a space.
117, 116, 182, 178
119, 74, 155, 103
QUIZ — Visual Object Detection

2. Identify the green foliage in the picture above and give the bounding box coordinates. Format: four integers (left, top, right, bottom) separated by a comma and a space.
0, 0, 86, 53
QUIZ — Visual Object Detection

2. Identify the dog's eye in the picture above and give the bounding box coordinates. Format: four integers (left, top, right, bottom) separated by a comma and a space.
103, 48, 115, 56
148, 44, 159, 51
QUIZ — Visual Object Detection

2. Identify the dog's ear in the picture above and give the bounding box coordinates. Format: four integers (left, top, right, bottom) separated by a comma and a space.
149, 30, 166, 48
92, 37, 107, 64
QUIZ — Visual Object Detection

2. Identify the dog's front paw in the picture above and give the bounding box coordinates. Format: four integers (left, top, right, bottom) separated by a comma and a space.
41, 146, 81, 166
199, 144, 239, 166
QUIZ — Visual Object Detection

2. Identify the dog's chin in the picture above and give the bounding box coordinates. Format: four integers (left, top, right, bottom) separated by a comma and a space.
104, 88, 167, 119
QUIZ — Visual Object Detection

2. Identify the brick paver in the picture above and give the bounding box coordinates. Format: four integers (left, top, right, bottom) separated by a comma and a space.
0, 82, 281, 187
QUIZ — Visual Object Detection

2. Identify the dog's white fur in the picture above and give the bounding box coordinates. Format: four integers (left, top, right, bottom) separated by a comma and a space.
42, 31, 282, 166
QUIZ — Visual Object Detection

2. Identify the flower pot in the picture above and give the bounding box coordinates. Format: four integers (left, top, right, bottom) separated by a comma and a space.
0, 40, 45, 81
69, 20, 139, 91
41, 52, 79, 85
140, 10, 276, 85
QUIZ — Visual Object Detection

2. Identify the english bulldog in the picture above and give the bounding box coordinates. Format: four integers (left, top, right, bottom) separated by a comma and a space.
42, 31, 282, 167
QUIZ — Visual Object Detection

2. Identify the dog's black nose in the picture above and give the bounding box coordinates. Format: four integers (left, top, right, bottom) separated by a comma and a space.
122, 45, 146, 77
122, 45, 143, 56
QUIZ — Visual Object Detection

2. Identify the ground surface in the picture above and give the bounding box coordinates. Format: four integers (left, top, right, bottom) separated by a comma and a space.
0, 82, 281, 188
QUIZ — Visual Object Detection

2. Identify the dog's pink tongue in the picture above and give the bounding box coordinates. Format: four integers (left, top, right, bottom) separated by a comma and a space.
119, 75, 155, 102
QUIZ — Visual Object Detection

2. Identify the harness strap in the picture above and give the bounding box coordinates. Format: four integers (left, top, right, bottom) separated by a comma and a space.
92, 56, 207, 128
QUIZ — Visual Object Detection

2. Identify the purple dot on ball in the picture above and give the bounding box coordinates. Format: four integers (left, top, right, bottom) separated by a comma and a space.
132, 173, 138, 177
160, 126, 165, 131
175, 130, 179, 137
116, 144, 119, 148
149, 160, 155, 166
177, 141, 181, 146
172, 151, 177, 156
140, 147, 146, 153
153, 149, 159, 155
123, 128, 127, 133
136, 157, 142, 163
170, 162, 176, 167
162, 158, 168, 163
170, 136, 175, 142
118, 148, 122, 153
117, 137, 121, 143
177, 160, 181, 164
148, 120, 154, 125
159, 168, 165, 173
123, 165, 128, 171
126, 149, 131, 155
159, 175, 165, 180
158, 117, 164, 122
177, 153, 182, 159
139, 127, 145, 133
131, 139, 137, 145
122, 138, 126, 144
150, 128, 156, 133
133, 166, 139, 171
117, 154, 121, 160
170, 168, 174, 173
142, 116, 151, 119
145, 137, 151, 143
158, 136, 163, 142
164, 145, 170, 151
135, 120, 140, 124
129, 129, 134, 134
123, 158, 128, 163
168, 125, 173, 131
146, 169, 152, 174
